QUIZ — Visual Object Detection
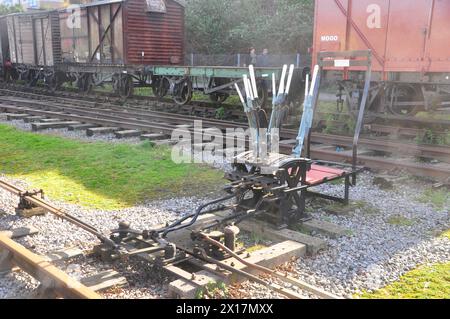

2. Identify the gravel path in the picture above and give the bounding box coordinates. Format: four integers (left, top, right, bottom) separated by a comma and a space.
0, 115, 448, 299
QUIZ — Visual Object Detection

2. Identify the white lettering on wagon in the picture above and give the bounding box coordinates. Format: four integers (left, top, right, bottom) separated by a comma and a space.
367, 4, 382, 29
66, 5, 81, 29
321, 35, 339, 42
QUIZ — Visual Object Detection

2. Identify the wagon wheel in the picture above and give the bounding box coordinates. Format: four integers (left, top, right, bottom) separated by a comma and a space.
45, 72, 61, 92
343, 85, 377, 124
26, 70, 39, 88
17, 69, 30, 84
152, 76, 170, 99
118, 75, 134, 98
209, 92, 229, 103
77, 73, 93, 93
112, 74, 120, 93
386, 84, 423, 116
173, 80, 193, 106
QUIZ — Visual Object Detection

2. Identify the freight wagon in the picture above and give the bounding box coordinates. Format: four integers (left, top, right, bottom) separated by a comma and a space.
4, 10, 61, 85
0, 0, 296, 105
313, 0, 450, 116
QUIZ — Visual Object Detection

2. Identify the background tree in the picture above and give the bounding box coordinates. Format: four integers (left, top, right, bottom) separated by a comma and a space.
185, 0, 314, 54
0, 4, 23, 15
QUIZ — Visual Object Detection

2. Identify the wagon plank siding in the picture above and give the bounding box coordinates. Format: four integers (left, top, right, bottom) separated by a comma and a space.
6, 12, 60, 67
124, 0, 184, 65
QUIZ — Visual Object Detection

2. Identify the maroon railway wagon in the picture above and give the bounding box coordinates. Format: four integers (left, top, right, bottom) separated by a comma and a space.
0, 0, 185, 96
312, 0, 450, 116
58, 0, 185, 65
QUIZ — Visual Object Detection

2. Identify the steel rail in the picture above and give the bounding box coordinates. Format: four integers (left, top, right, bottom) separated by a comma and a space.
199, 233, 341, 299
1, 96, 449, 162
180, 247, 305, 299
0, 180, 117, 247
0, 234, 101, 299
2, 84, 450, 129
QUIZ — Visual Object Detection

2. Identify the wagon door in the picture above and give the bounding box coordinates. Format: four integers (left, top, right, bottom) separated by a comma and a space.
60, 7, 89, 63
18, 15, 35, 65
35, 15, 55, 67
384, 0, 433, 73
88, 2, 124, 64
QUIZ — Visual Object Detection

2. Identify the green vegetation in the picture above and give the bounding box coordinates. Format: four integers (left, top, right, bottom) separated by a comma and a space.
196, 281, 229, 299
0, 4, 23, 15
186, 0, 314, 54
215, 107, 226, 119
415, 128, 450, 146
361, 263, 450, 299
418, 188, 450, 210
134, 87, 154, 97
0, 125, 223, 210
416, 111, 450, 122
387, 215, 416, 227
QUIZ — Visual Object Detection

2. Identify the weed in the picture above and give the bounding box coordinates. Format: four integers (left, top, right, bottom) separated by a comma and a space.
418, 188, 449, 210
387, 215, 416, 227
196, 281, 228, 299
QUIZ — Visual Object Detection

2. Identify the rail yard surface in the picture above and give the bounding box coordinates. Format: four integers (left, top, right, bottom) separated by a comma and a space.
0, 106, 448, 299
0, 0, 449, 306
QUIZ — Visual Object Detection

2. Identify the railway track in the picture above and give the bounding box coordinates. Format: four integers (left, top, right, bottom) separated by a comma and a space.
0, 234, 101, 299
2, 83, 450, 131
0, 92, 449, 182
0, 179, 339, 299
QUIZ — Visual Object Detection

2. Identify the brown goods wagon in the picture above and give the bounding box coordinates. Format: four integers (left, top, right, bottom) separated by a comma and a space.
59, 0, 185, 65
312, 0, 450, 80
5, 11, 61, 67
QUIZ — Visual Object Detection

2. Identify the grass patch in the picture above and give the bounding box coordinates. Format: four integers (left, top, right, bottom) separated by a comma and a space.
0, 124, 223, 210
196, 281, 228, 299
418, 188, 449, 210
387, 215, 416, 227
361, 263, 450, 299
416, 111, 450, 122
441, 230, 450, 240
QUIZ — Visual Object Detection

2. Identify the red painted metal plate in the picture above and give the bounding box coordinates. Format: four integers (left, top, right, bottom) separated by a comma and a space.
305, 165, 346, 186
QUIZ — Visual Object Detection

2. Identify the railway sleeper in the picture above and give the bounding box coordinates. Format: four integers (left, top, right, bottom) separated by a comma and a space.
115, 130, 142, 139
32, 121, 80, 131
86, 127, 120, 137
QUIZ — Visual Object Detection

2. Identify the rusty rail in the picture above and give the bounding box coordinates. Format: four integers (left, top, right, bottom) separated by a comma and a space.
0, 234, 101, 299
0, 179, 116, 247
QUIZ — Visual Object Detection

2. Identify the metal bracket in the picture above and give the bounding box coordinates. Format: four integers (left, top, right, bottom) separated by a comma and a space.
17, 189, 44, 210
